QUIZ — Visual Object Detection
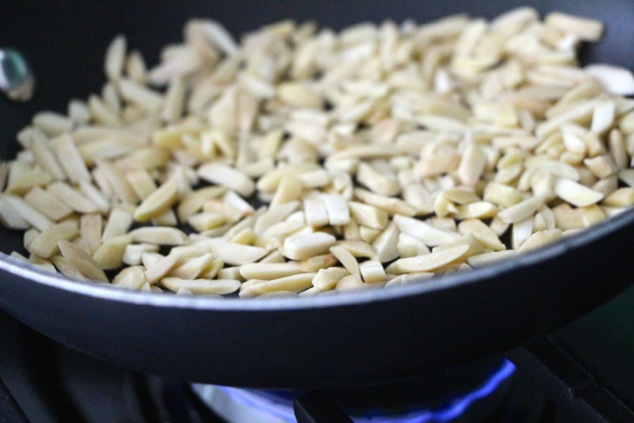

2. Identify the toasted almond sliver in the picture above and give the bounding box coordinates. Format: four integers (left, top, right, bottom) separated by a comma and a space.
387, 244, 469, 274
27, 221, 79, 258
93, 234, 132, 270
283, 232, 337, 261
58, 240, 108, 282
270, 176, 303, 207
134, 179, 179, 222
4, 194, 53, 231
240, 262, 304, 280
24, 186, 73, 221
554, 178, 604, 207
129, 227, 188, 245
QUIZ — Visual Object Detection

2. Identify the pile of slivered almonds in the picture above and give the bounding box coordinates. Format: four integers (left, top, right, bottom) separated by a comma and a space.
3, 8, 634, 298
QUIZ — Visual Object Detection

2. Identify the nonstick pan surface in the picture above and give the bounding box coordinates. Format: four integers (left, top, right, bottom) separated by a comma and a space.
0, 0, 633, 389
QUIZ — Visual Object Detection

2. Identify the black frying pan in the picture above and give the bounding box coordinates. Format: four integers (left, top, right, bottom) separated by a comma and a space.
0, 0, 633, 389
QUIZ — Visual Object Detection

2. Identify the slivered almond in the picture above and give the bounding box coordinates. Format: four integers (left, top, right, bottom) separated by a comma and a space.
247, 273, 317, 296
122, 243, 159, 266
197, 239, 268, 265
312, 267, 349, 291
518, 229, 562, 252
145, 253, 182, 284
393, 214, 459, 246
51, 135, 91, 182
177, 186, 226, 221
299, 253, 338, 272
170, 253, 215, 279
112, 266, 148, 289
198, 163, 255, 197
47, 182, 98, 214
353, 188, 416, 216
28, 221, 80, 258
387, 244, 469, 274
4, 194, 53, 231
348, 201, 387, 230
254, 201, 299, 234
359, 260, 387, 284
336, 274, 365, 291
554, 178, 604, 207
129, 227, 188, 245
283, 232, 336, 260
270, 176, 303, 206
80, 214, 102, 254
24, 187, 73, 221
93, 234, 131, 269
134, 179, 179, 222
545, 12, 602, 41
102, 207, 134, 241
322, 194, 350, 226
240, 262, 303, 280
98, 161, 138, 204
356, 162, 400, 196
58, 240, 108, 282
458, 219, 505, 251
467, 250, 516, 267
497, 196, 543, 224
330, 245, 360, 276
372, 222, 400, 262
162, 277, 240, 295
31, 137, 66, 180
51, 255, 86, 279
303, 192, 329, 227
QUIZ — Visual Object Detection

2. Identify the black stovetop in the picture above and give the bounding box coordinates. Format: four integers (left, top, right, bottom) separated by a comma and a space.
2, 286, 634, 423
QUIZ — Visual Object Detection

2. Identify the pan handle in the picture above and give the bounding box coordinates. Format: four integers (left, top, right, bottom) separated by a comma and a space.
0, 49, 34, 101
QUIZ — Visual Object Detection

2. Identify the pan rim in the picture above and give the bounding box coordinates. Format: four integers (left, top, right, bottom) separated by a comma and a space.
0, 206, 631, 311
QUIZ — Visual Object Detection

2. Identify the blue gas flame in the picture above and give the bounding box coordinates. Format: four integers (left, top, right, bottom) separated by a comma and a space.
217, 360, 516, 423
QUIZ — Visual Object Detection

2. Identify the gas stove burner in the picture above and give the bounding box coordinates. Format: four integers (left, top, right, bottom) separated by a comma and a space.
192, 360, 516, 423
